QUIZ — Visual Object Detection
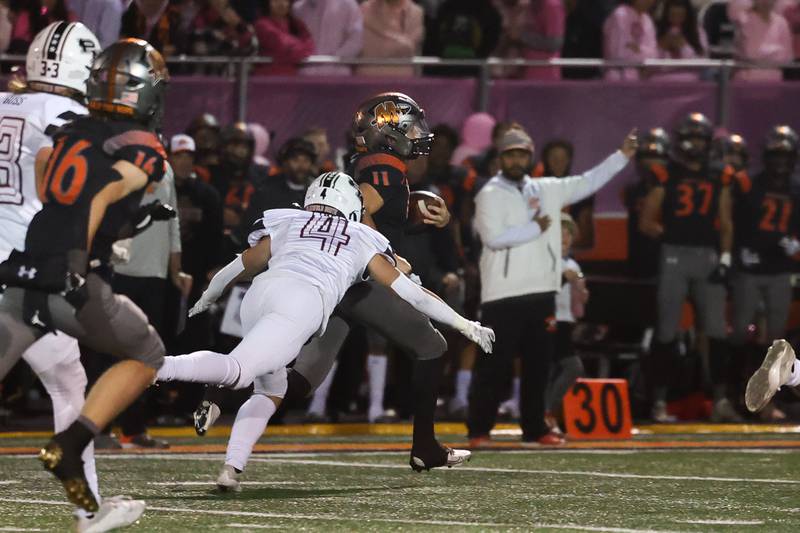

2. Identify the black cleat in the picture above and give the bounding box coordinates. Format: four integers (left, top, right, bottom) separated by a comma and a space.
193, 400, 221, 436
39, 438, 98, 512
409, 443, 471, 472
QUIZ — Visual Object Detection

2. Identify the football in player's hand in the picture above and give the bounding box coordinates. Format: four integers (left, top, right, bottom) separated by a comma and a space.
407, 190, 445, 234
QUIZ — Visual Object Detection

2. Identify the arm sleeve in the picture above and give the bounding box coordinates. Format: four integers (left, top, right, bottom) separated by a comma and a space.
555, 150, 630, 207
474, 187, 543, 250
205, 255, 246, 301
390, 273, 467, 331
166, 172, 182, 254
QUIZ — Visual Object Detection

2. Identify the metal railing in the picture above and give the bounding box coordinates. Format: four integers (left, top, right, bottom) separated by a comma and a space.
2, 54, 798, 125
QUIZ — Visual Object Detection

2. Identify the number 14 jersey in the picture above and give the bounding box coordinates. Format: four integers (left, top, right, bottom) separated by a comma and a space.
248, 208, 395, 322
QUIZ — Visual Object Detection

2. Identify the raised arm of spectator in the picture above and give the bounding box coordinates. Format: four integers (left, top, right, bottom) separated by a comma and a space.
552, 130, 637, 207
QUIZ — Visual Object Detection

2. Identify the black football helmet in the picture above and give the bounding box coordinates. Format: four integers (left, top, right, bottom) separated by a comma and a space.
674, 112, 713, 163
763, 125, 799, 182
637, 127, 671, 161
352, 92, 433, 159
711, 133, 748, 171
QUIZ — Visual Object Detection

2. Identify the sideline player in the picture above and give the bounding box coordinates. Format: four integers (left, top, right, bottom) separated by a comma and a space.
157, 172, 494, 489
639, 112, 737, 423
0, 23, 144, 530
0, 38, 170, 513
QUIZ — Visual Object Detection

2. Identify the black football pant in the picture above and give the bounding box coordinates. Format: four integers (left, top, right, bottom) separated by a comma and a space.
467, 292, 556, 441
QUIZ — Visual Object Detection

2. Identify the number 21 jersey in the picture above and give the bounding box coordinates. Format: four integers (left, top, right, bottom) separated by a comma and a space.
0, 92, 87, 258
248, 208, 395, 321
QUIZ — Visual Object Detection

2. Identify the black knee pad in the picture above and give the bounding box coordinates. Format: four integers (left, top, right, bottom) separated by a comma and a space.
284, 368, 313, 402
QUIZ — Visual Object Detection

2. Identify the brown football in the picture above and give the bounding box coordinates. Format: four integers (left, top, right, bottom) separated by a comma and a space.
407, 190, 444, 233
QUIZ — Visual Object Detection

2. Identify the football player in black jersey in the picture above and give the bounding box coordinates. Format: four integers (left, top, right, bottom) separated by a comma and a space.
733, 126, 800, 415
0, 39, 171, 512
639, 112, 740, 423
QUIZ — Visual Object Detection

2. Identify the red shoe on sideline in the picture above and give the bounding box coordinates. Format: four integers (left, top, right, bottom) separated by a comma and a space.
521, 431, 566, 447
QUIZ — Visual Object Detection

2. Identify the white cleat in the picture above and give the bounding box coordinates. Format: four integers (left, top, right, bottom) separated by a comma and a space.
193, 401, 221, 436
746, 339, 797, 413
74, 495, 145, 532
216, 464, 241, 493
410, 447, 471, 472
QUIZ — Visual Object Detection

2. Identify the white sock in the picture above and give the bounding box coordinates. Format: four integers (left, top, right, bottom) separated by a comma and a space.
367, 354, 387, 422
454, 369, 472, 407
158, 351, 241, 388
38, 361, 100, 504
307, 361, 338, 416
510, 377, 521, 406
225, 394, 277, 472
787, 362, 800, 387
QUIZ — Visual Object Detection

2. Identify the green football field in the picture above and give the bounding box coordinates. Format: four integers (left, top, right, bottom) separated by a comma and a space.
0, 429, 798, 532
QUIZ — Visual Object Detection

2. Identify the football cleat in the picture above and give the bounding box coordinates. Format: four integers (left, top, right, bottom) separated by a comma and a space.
193, 400, 221, 436
39, 439, 98, 512
216, 464, 241, 492
75, 495, 145, 532
410, 445, 471, 472
710, 398, 744, 423
746, 339, 797, 413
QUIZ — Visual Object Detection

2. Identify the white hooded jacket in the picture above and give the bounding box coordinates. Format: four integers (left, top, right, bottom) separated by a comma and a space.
475, 150, 629, 304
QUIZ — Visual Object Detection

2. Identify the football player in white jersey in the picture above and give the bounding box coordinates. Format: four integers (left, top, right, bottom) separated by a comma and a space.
156, 172, 494, 490
0, 22, 144, 531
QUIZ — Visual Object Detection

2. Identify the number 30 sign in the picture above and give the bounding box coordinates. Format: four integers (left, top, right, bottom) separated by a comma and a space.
563, 378, 633, 440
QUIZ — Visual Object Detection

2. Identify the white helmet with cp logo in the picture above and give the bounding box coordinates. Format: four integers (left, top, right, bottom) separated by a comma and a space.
26, 21, 100, 96
304, 172, 364, 222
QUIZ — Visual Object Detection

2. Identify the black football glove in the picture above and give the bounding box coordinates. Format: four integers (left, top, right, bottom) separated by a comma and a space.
131, 201, 177, 236
708, 262, 731, 285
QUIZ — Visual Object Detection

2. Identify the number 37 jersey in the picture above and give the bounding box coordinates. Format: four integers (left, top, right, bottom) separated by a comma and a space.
248, 208, 395, 320
0, 92, 87, 257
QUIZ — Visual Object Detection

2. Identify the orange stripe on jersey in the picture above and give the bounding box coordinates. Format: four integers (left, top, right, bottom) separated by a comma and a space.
650, 163, 669, 184
735, 170, 752, 194
103, 130, 167, 158
463, 166, 477, 193
355, 153, 407, 175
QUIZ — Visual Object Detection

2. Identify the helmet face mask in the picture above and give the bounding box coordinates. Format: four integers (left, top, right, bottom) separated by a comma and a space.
304, 172, 364, 222
353, 93, 434, 159
762, 125, 799, 183
674, 113, 713, 165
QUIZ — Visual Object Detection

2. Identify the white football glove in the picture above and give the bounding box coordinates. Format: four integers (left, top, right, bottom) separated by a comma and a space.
779, 236, 800, 256
188, 290, 218, 317
459, 320, 495, 354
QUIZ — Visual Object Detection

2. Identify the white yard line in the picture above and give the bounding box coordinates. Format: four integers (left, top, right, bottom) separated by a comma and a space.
677, 520, 764, 526
0, 498, 687, 531
0, 481, 19, 485
0, 528, 44, 532
250, 458, 800, 485
148, 481, 308, 486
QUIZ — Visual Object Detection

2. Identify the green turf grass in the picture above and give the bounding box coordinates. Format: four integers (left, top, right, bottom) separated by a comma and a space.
0, 447, 798, 532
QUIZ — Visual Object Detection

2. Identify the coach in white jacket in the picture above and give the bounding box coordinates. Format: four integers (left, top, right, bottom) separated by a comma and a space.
468, 127, 637, 446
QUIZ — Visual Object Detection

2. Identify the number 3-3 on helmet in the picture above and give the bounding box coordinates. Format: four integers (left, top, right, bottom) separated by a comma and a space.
25, 21, 100, 97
